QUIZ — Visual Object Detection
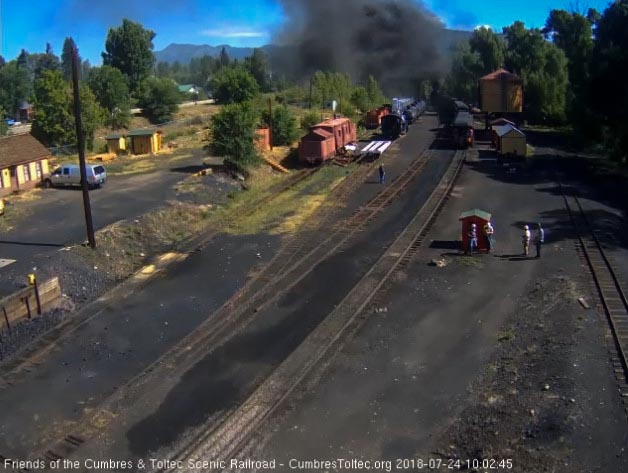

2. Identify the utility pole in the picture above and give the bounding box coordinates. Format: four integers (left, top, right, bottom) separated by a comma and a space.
309, 77, 313, 109
71, 45, 96, 249
268, 97, 273, 151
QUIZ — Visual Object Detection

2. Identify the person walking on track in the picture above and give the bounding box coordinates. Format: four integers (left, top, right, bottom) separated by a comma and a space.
468, 223, 478, 255
522, 225, 531, 256
379, 163, 385, 184
484, 220, 494, 253
534, 223, 544, 258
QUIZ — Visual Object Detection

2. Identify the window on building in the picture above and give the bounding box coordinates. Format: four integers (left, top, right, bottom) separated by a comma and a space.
36, 162, 42, 179
23, 165, 31, 182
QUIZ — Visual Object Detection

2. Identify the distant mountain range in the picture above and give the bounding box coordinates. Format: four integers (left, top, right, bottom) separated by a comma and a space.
154, 29, 473, 64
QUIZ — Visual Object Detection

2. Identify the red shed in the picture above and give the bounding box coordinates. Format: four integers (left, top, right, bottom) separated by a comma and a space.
299, 128, 336, 163
255, 128, 270, 151
459, 209, 492, 253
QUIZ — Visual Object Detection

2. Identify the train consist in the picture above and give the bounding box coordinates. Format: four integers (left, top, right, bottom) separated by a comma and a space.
298, 97, 427, 164
380, 98, 427, 140
299, 117, 357, 164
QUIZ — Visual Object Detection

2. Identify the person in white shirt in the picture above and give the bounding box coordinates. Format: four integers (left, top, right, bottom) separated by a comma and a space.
484, 221, 494, 253
534, 223, 545, 258
522, 225, 531, 256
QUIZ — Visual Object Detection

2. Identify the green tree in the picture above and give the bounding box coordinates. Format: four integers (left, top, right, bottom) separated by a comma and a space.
78, 84, 106, 150
138, 77, 181, 124
102, 19, 156, 96
590, 0, 628, 161
300, 110, 321, 131
243, 48, 269, 92
0, 108, 8, 136
0, 56, 6, 68
61, 37, 80, 81
469, 27, 505, 74
87, 65, 132, 128
211, 101, 260, 165
31, 70, 75, 146
0, 61, 32, 117
31, 70, 104, 149
209, 66, 260, 104
366, 75, 386, 108
350, 86, 371, 114
445, 42, 482, 103
503, 21, 568, 123
261, 105, 299, 146
544, 9, 599, 140
219, 47, 230, 69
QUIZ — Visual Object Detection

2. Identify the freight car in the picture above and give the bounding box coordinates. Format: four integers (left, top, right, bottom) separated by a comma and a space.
381, 113, 408, 140
449, 110, 474, 149
364, 106, 390, 129
299, 117, 357, 164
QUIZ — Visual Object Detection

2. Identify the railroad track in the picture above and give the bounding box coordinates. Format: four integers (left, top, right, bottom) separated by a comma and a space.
559, 181, 628, 412
162, 150, 465, 472
17, 143, 436, 471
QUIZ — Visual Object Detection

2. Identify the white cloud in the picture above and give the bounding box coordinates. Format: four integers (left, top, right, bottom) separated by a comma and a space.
474, 24, 493, 30
200, 27, 266, 38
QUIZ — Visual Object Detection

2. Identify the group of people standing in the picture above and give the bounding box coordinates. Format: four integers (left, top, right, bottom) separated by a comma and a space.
467, 221, 544, 258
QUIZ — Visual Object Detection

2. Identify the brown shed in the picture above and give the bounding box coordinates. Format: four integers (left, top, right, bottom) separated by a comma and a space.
459, 209, 492, 253
255, 128, 271, 151
0, 134, 51, 196
479, 69, 523, 113
128, 129, 162, 155
105, 132, 127, 154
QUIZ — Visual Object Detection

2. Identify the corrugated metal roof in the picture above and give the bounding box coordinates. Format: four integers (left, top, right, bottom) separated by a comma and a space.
459, 209, 492, 221
480, 68, 522, 82
0, 134, 50, 168
494, 124, 525, 137
314, 117, 351, 128
128, 129, 161, 137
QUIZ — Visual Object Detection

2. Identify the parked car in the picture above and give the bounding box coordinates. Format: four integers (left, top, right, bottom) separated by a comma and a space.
43, 164, 107, 189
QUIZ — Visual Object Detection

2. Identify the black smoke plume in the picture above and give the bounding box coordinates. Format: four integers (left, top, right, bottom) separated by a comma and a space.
272, 0, 446, 95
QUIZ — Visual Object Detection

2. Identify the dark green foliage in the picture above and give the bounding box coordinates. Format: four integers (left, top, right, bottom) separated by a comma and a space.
87, 66, 132, 129
137, 77, 181, 124
243, 48, 270, 92
0, 108, 8, 136
300, 110, 321, 131
31, 70, 104, 149
209, 66, 260, 104
261, 105, 299, 146
61, 37, 79, 81
211, 102, 260, 165
590, 0, 628, 161
102, 19, 156, 96
0, 61, 32, 117
219, 47, 230, 69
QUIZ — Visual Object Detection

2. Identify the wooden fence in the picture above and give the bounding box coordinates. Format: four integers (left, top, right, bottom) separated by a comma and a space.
0, 277, 62, 334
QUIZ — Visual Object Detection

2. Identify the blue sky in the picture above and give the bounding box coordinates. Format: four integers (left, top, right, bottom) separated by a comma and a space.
0, 0, 614, 64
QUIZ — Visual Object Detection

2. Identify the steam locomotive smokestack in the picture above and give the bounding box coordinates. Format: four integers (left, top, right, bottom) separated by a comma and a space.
272, 0, 446, 94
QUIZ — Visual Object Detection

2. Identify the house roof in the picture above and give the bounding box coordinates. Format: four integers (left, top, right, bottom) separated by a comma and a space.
105, 132, 126, 140
490, 118, 516, 126
494, 124, 525, 137
306, 128, 334, 140
0, 133, 50, 168
480, 68, 522, 82
177, 84, 196, 92
459, 209, 492, 221
127, 129, 161, 137
17, 100, 33, 109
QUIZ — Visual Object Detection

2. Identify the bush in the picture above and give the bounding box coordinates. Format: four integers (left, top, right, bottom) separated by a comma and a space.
261, 105, 299, 146
211, 102, 260, 165
300, 110, 321, 131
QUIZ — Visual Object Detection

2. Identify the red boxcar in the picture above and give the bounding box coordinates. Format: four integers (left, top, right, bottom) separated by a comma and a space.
365, 107, 390, 129
299, 117, 357, 164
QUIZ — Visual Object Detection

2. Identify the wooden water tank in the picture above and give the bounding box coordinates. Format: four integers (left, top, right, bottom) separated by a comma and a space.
479, 69, 523, 113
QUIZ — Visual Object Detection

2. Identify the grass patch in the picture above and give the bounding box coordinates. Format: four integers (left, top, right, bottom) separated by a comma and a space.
457, 255, 485, 268
497, 330, 515, 342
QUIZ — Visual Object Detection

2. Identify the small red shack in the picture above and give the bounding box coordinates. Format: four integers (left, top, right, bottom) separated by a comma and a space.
459, 209, 492, 253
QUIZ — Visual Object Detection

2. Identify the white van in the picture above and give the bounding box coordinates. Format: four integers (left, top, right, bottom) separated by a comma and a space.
44, 164, 107, 189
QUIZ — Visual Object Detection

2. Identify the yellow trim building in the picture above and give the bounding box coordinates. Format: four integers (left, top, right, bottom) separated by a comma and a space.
105, 132, 127, 154
0, 134, 51, 196
128, 129, 163, 155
